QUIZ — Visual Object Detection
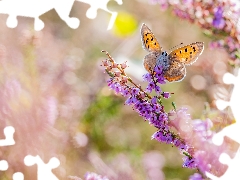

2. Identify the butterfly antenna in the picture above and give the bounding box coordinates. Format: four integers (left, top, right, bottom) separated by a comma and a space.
169, 42, 183, 51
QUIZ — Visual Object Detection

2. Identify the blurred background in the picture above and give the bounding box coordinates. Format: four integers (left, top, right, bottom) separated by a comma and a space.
0, 0, 233, 179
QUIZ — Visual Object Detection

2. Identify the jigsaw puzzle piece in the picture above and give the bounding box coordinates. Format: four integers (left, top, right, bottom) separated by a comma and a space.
12, 172, 24, 180
206, 148, 240, 179
0, 0, 80, 30
24, 155, 60, 180
0, 126, 15, 146
76, 0, 122, 30
54, 0, 80, 29
0, 160, 8, 171
216, 70, 240, 120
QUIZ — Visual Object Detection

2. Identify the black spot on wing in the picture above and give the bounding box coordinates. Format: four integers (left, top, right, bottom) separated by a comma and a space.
193, 46, 196, 52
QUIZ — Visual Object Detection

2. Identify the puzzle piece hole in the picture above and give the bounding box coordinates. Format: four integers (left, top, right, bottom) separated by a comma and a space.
107, 0, 123, 12
0, 160, 8, 171
24, 155, 60, 180
13, 172, 24, 180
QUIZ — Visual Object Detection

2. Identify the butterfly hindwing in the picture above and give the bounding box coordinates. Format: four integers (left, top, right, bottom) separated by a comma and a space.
164, 60, 186, 82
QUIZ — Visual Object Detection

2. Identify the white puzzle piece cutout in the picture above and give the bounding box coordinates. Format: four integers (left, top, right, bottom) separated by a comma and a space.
0, 0, 79, 31
78, 0, 123, 30
205, 69, 240, 179
0, 0, 122, 31
0, 156, 24, 180
0, 160, 9, 171
205, 148, 240, 180
0, 126, 15, 146
12, 172, 24, 180
24, 155, 60, 180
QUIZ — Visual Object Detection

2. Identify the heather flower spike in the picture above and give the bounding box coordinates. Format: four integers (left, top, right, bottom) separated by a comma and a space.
101, 50, 196, 168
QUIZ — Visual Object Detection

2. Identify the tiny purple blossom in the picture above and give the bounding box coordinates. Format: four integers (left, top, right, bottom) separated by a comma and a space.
159, 113, 168, 122
146, 81, 155, 93
121, 89, 130, 97
153, 104, 161, 113
107, 79, 114, 87
173, 139, 189, 151
125, 97, 132, 105
151, 96, 157, 104
189, 173, 203, 180
114, 84, 122, 93
155, 85, 161, 94
152, 130, 173, 144
142, 73, 152, 82
85, 172, 109, 180
131, 88, 140, 95
212, 7, 225, 29
131, 96, 138, 104
125, 96, 138, 105
182, 156, 197, 169
162, 92, 170, 98
154, 65, 163, 74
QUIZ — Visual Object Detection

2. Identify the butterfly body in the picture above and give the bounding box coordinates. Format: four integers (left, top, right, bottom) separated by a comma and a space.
141, 23, 204, 82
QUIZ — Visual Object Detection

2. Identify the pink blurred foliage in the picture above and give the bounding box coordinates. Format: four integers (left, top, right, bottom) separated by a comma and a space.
0, 26, 84, 178
169, 108, 238, 177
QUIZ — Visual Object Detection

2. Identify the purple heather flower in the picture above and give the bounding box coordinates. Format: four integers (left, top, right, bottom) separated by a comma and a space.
131, 88, 140, 95
152, 104, 161, 113
155, 85, 161, 94
146, 81, 155, 93
213, 6, 225, 29
107, 79, 113, 87
182, 156, 197, 169
125, 97, 134, 105
114, 83, 122, 93
152, 130, 173, 144
131, 96, 138, 104
121, 89, 130, 97
212, 16, 225, 29
162, 92, 170, 98
156, 75, 165, 84
108, 81, 122, 93
142, 73, 152, 82
85, 172, 109, 180
154, 65, 163, 74
189, 173, 203, 180
214, 6, 224, 19
159, 112, 168, 122
151, 96, 157, 104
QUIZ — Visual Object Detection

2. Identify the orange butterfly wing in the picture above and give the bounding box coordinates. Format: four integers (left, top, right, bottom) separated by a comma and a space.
168, 42, 204, 65
141, 23, 162, 53
164, 60, 186, 82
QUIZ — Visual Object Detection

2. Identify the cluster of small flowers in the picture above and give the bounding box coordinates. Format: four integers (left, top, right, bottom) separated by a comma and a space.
102, 51, 194, 168
69, 172, 109, 180
84, 172, 109, 180
151, 0, 240, 65
169, 108, 234, 179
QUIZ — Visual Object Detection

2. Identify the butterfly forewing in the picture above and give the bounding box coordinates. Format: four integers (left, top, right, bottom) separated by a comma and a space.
168, 42, 204, 65
141, 24, 162, 53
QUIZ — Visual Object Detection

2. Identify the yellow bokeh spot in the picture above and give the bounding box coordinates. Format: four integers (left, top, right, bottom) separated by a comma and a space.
112, 12, 138, 37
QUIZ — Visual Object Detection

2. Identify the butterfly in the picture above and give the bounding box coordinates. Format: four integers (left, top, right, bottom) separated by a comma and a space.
141, 23, 204, 82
